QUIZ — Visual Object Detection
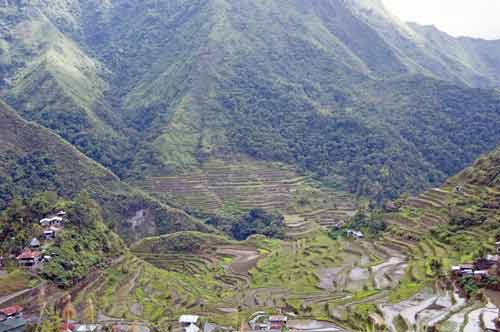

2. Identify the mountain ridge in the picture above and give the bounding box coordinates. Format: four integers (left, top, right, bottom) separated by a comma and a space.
1, 0, 500, 202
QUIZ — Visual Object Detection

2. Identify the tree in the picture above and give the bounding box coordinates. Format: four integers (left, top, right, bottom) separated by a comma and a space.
429, 259, 443, 277
62, 294, 77, 324
39, 310, 62, 332
83, 298, 96, 323
230, 209, 285, 240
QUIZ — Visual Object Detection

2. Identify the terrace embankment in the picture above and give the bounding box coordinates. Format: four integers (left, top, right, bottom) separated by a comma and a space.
143, 158, 358, 237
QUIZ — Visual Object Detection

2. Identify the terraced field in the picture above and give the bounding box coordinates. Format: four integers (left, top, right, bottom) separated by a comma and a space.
371, 153, 500, 331
62, 225, 496, 332
377, 288, 500, 332
66, 151, 500, 331
95, 232, 409, 329
143, 158, 357, 236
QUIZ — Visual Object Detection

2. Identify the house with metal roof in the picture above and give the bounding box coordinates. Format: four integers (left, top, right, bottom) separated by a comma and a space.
29, 238, 41, 249
0, 317, 26, 332
16, 250, 42, 267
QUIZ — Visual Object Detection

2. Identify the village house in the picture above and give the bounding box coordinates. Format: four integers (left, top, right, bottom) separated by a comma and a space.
43, 228, 56, 240
74, 324, 101, 332
16, 250, 42, 268
55, 211, 66, 217
179, 315, 200, 332
29, 238, 41, 249
40, 216, 64, 228
475, 256, 497, 270
43, 226, 59, 241
0, 305, 23, 320
0, 306, 26, 332
474, 270, 489, 282
451, 264, 474, 277
486, 255, 499, 264
0, 318, 26, 332
346, 229, 364, 239
267, 316, 287, 331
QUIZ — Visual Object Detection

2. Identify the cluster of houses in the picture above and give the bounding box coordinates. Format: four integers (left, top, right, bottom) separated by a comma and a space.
15, 211, 66, 269
266, 316, 287, 331
58, 323, 148, 332
247, 313, 289, 332
0, 303, 152, 332
180, 313, 288, 332
452, 242, 500, 283
179, 315, 201, 332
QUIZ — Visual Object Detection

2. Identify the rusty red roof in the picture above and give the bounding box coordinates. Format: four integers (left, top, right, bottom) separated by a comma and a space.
0, 305, 23, 316
16, 250, 41, 260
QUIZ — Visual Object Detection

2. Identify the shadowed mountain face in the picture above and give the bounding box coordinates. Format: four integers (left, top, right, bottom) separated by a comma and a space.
1, 0, 500, 201
0, 100, 210, 242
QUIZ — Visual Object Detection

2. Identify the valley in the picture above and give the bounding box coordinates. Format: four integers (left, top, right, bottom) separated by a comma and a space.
3, 149, 499, 331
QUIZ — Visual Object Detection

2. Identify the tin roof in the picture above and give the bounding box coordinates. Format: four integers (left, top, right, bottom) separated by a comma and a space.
0, 316, 26, 332
40, 216, 63, 224
0, 305, 23, 317
179, 315, 199, 324
16, 250, 41, 260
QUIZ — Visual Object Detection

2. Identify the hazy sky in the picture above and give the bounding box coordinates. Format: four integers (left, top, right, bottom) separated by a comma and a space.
382, 0, 500, 40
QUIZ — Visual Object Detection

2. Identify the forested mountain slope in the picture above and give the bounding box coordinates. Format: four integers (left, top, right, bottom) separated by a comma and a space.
1, 0, 500, 201
0, 100, 210, 242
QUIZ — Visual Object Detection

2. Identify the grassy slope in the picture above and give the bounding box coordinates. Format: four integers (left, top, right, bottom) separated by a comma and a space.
0, 100, 210, 242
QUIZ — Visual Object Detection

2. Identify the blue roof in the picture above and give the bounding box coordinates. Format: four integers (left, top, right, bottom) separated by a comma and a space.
0, 317, 27, 332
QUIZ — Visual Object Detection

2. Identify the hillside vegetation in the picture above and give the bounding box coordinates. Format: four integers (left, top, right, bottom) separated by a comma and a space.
0, 100, 210, 242
0, 192, 125, 287
0, 0, 500, 201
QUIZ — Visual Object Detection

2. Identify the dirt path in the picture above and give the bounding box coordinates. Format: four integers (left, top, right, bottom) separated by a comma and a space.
216, 247, 261, 276
0, 288, 30, 306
